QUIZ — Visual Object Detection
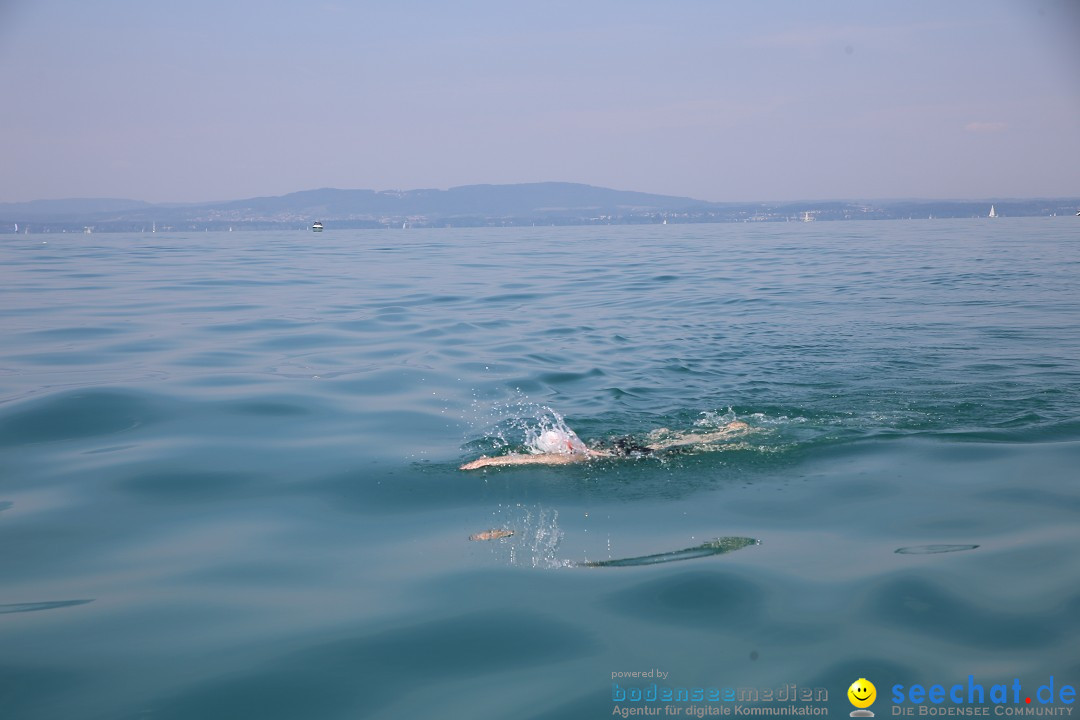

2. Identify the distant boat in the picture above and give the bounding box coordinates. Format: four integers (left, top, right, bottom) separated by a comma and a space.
312, 221, 323, 232
988, 205, 997, 218
1075, 210, 1080, 216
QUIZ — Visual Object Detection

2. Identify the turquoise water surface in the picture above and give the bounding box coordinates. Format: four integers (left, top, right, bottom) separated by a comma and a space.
1, 220, 1078, 719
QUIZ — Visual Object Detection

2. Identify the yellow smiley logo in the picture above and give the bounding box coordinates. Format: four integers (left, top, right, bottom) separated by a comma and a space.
848, 678, 877, 709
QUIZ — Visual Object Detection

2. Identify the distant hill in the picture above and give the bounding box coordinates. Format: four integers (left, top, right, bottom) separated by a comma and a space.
207, 183, 709, 218
1, 183, 1077, 232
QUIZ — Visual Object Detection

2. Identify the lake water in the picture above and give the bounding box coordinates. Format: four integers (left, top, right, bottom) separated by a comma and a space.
1, 220, 1078, 719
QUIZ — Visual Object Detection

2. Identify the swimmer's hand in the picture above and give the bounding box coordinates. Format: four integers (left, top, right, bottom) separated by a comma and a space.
460, 455, 502, 470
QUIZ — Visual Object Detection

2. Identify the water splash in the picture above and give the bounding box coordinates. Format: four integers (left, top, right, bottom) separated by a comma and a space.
477, 502, 761, 570
463, 394, 586, 457
694, 407, 739, 428
484, 504, 570, 569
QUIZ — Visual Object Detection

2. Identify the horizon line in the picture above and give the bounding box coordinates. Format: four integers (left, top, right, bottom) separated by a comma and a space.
3, 180, 1080, 208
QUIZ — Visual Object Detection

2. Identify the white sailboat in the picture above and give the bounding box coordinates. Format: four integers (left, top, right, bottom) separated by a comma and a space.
988, 205, 997, 218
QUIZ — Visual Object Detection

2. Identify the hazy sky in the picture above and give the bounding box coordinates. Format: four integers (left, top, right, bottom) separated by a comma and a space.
1, 0, 1078, 203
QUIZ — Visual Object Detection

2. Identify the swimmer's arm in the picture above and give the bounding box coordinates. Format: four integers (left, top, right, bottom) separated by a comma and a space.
460, 453, 580, 470
460, 448, 612, 471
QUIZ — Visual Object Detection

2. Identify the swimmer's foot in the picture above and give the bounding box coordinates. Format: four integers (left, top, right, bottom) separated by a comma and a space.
644, 420, 754, 451
469, 529, 515, 541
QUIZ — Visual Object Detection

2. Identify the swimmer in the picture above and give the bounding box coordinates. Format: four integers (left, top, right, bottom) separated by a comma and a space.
459, 420, 751, 470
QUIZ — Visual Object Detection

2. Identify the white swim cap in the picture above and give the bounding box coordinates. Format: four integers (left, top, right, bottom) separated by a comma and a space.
536, 429, 569, 453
